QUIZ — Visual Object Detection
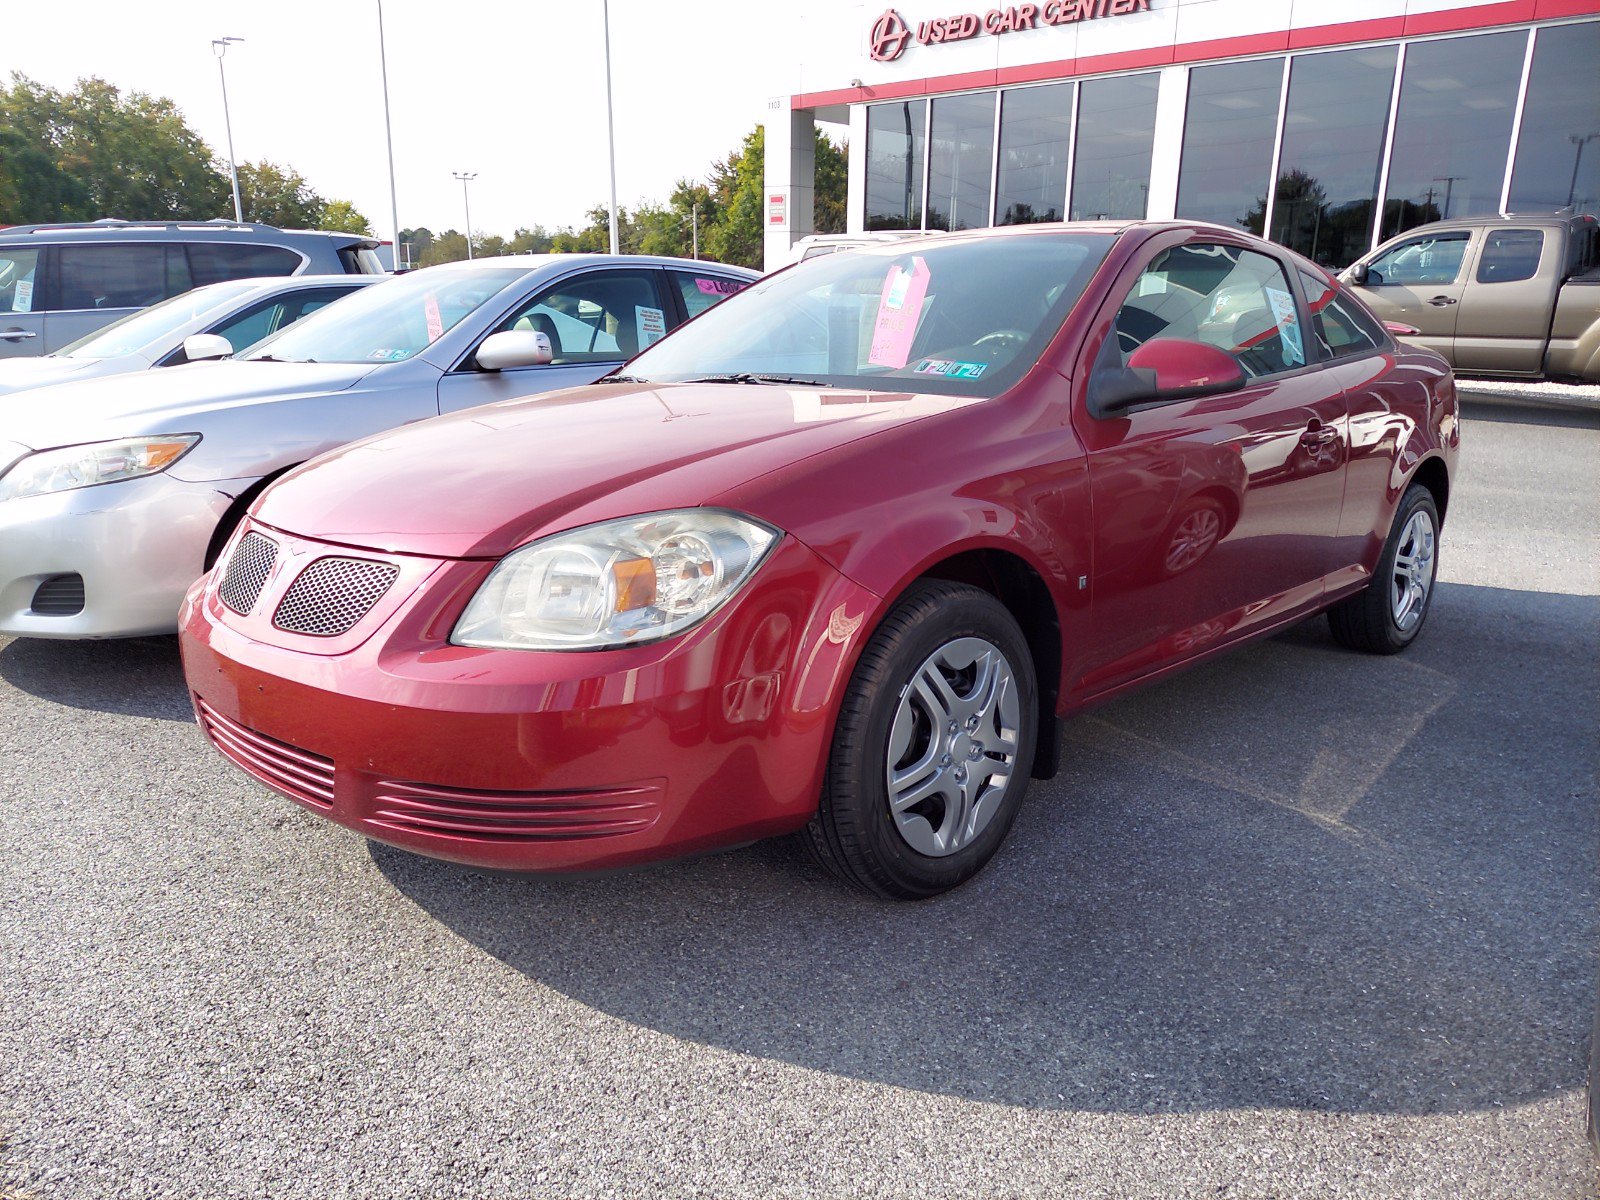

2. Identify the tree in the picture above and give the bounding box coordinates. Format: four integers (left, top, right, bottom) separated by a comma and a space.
418, 229, 468, 266
319, 199, 372, 235
813, 128, 848, 234
0, 73, 223, 222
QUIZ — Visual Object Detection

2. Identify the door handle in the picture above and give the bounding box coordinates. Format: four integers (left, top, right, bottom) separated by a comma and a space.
1426, 296, 1457, 307
0, 330, 37, 340
1300, 423, 1340, 447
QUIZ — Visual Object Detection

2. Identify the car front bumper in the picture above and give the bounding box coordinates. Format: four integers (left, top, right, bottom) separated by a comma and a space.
0, 472, 255, 638
179, 520, 881, 872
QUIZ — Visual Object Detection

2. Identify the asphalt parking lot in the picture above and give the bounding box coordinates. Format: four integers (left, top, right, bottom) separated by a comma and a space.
1, 392, 1596, 1200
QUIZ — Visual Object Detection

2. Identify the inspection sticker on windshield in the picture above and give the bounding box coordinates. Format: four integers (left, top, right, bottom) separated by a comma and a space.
636, 305, 667, 347
868, 256, 932, 370
368, 348, 409, 361
914, 358, 986, 380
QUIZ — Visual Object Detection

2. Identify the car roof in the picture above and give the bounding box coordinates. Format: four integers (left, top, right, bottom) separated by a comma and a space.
0, 219, 376, 246
424, 253, 759, 276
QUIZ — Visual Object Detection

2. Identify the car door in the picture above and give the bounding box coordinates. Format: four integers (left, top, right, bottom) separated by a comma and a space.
1070, 237, 1349, 695
1452, 227, 1551, 375
44, 243, 192, 352
1348, 230, 1472, 360
436, 267, 675, 414
0, 245, 47, 358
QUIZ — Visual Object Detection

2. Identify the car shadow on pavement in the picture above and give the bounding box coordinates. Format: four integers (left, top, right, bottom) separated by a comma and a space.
375, 581, 1598, 1116
0, 635, 192, 723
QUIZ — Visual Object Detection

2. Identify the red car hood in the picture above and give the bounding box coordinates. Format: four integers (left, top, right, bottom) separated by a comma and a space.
252, 381, 980, 559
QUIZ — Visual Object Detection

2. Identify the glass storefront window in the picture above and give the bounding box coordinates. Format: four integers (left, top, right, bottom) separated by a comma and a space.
1269, 47, 1397, 267
1070, 72, 1159, 221
927, 92, 997, 231
865, 100, 927, 231
1380, 31, 1525, 240
995, 83, 1074, 225
1176, 58, 1284, 234
1508, 21, 1600, 216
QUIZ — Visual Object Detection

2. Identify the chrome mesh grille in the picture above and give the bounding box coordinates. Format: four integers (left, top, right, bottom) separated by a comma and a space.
273, 557, 398, 637
218, 532, 278, 614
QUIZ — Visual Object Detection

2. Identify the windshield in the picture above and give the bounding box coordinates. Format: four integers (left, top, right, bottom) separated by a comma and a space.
59, 283, 258, 360
622, 233, 1113, 397
243, 267, 526, 364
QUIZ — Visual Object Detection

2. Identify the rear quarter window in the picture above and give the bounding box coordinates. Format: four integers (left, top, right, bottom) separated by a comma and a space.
188, 243, 304, 286
1475, 229, 1544, 284
1301, 271, 1385, 359
670, 270, 749, 319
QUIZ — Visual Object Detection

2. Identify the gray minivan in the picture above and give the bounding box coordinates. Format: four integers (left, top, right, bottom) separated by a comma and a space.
0, 219, 384, 357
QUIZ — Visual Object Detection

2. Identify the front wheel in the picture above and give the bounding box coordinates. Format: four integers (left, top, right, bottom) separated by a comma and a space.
802, 581, 1039, 899
1328, 482, 1440, 654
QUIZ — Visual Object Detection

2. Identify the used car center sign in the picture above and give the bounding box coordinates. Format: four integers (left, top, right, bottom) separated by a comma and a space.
869, 0, 1151, 61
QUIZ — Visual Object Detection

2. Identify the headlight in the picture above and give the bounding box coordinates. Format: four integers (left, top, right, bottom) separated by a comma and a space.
0, 435, 201, 501
452, 509, 780, 651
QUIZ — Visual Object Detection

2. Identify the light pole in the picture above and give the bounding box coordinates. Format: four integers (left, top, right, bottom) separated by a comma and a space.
376, 1, 401, 267
453, 172, 477, 259
212, 37, 245, 223
602, 0, 620, 254
1569, 134, 1600, 208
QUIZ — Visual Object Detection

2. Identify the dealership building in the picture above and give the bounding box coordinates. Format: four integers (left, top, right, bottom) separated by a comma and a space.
761, 0, 1600, 269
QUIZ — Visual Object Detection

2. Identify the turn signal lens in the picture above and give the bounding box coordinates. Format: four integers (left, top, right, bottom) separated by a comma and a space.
451, 510, 780, 651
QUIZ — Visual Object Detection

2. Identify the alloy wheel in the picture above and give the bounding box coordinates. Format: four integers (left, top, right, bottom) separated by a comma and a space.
1390, 508, 1436, 631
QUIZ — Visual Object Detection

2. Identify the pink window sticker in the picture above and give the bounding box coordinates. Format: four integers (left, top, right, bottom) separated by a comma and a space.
424, 293, 443, 341
695, 277, 744, 297
867, 257, 931, 370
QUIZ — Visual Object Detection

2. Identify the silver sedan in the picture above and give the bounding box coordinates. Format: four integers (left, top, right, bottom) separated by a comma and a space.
0, 275, 376, 397
0, 253, 755, 638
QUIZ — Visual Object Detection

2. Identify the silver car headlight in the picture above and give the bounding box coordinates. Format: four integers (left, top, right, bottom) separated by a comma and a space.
452, 509, 781, 651
0, 435, 201, 501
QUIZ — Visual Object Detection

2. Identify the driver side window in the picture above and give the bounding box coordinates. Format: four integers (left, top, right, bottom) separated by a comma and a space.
1365, 232, 1469, 287
495, 270, 666, 366
1114, 243, 1306, 379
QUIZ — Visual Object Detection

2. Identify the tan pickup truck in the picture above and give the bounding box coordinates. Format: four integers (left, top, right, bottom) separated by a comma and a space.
1341, 213, 1600, 383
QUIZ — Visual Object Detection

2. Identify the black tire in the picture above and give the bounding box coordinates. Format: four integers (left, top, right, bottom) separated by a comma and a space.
1328, 482, 1440, 654
801, 580, 1039, 900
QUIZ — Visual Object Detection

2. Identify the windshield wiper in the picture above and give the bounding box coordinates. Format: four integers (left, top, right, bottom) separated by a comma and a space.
595, 373, 647, 384
682, 372, 833, 387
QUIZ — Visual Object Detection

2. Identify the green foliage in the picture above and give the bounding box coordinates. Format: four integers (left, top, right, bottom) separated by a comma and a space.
0, 72, 367, 233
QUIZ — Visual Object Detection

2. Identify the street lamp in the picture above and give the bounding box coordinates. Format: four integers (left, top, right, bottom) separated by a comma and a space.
602, 0, 620, 255
376, 1, 401, 267
212, 37, 245, 223
453, 171, 478, 259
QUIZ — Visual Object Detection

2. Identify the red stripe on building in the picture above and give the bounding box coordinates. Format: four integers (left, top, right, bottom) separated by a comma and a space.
792, 0, 1600, 108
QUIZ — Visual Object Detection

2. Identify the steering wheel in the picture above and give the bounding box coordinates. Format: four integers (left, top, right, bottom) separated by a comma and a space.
974, 329, 1029, 350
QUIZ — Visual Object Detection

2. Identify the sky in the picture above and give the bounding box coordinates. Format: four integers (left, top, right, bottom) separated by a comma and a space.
1, 0, 817, 246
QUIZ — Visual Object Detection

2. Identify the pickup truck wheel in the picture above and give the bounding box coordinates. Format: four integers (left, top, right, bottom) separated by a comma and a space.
801, 581, 1038, 900
1328, 483, 1439, 655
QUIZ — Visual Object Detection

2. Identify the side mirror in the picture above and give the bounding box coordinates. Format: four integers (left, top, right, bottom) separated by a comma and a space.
181, 333, 234, 362
1347, 263, 1370, 285
1091, 338, 1246, 416
476, 329, 553, 371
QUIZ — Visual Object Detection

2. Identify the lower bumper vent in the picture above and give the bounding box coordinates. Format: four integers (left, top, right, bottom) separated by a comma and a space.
31, 574, 85, 616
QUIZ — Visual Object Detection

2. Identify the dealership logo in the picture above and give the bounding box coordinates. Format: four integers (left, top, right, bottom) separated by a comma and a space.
868, 0, 1151, 61
869, 9, 912, 61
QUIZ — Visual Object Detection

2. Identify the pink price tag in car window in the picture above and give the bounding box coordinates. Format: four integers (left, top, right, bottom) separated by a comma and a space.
867, 257, 931, 370
424, 293, 443, 341
695, 277, 744, 297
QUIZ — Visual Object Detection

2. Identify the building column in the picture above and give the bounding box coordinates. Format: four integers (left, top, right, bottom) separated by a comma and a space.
1145, 64, 1188, 221
848, 103, 868, 234
762, 103, 817, 271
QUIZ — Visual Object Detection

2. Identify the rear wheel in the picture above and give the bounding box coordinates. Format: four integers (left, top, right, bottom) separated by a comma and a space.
802, 581, 1038, 899
1328, 482, 1439, 654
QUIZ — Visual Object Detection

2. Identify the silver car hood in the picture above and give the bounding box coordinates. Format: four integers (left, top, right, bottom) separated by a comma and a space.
0, 355, 108, 398
2, 359, 378, 450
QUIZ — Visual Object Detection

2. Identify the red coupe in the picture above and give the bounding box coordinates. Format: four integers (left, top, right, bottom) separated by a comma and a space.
180, 222, 1458, 899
